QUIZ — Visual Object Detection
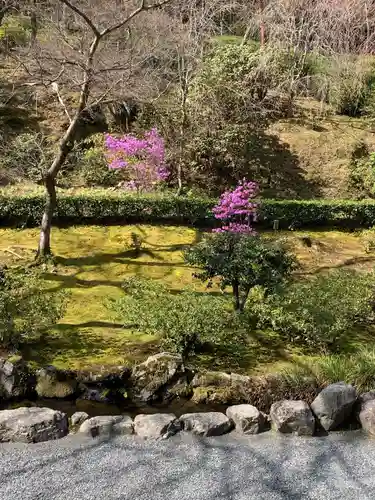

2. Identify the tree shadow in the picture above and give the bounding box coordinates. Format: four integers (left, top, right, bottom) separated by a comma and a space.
247, 131, 323, 199
21, 324, 159, 368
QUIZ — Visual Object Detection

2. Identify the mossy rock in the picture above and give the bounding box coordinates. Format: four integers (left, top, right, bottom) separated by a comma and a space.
191, 386, 238, 405
130, 352, 185, 402
36, 366, 79, 399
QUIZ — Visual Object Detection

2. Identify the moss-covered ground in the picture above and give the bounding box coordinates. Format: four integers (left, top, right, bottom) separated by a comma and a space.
1, 225, 375, 374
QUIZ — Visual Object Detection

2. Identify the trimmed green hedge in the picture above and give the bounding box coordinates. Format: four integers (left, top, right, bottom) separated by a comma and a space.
1, 191, 375, 228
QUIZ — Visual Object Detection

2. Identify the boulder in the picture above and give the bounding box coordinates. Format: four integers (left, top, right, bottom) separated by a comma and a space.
191, 386, 237, 405
311, 382, 357, 431
190, 371, 252, 405
0, 358, 35, 399
191, 371, 232, 388
179, 412, 233, 437
358, 399, 375, 435
76, 367, 131, 388
113, 416, 134, 436
78, 415, 125, 438
130, 353, 185, 402
134, 413, 181, 439
36, 366, 79, 399
226, 404, 265, 434
70, 412, 89, 427
0, 407, 68, 443
270, 400, 315, 436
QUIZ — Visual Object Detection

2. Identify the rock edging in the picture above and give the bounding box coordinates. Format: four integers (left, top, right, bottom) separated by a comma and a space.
0, 381, 369, 444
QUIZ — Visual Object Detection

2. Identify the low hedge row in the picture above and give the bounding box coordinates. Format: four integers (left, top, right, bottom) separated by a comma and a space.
1, 191, 375, 228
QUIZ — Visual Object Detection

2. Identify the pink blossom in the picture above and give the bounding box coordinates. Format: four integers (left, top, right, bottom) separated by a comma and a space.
212, 179, 259, 234
105, 128, 169, 193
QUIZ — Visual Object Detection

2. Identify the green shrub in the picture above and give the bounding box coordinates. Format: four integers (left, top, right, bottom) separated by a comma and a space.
3, 190, 375, 229
361, 226, 375, 253
0, 267, 67, 349
250, 270, 375, 352
78, 134, 119, 187
111, 277, 239, 359
349, 151, 375, 198
328, 56, 375, 117
185, 232, 296, 311
0, 132, 51, 183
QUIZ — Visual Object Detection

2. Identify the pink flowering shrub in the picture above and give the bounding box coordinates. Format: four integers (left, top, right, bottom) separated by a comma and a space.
212, 179, 259, 233
105, 128, 169, 192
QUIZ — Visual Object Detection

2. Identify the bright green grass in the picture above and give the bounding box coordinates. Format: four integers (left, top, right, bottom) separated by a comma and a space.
1, 225, 375, 373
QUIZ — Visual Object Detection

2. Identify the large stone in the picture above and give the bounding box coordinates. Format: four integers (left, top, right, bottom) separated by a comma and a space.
78, 415, 125, 438
134, 413, 181, 439
270, 400, 315, 436
130, 353, 185, 402
179, 412, 233, 437
311, 382, 357, 431
226, 404, 265, 435
113, 416, 134, 436
36, 366, 79, 399
0, 358, 35, 399
0, 407, 68, 443
358, 399, 375, 435
70, 412, 89, 427
190, 371, 252, 405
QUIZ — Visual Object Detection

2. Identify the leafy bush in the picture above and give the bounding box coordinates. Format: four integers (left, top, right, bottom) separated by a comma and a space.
3, 190, 375, 228
185, 232, 296, 311
328, 56, 375, 117
0, 16, 33, 50
250, 270, 375, 352
111, 277, 239, 359
78, 134, 119, 187
349, 151, 375, 199
361, 226, 375, 253
0, 132, 51, 183
0, 267, 67, 349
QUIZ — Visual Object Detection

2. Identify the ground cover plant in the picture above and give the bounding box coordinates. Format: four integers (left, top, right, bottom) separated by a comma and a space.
0, 223, 375, 385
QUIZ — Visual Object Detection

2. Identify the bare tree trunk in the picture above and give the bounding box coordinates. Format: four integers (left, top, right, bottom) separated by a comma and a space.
259, 0, 265, 46
233, 281, 240, 312
37, 129, 75, 258
176, 59, 189, 196
38, 174, 57, 258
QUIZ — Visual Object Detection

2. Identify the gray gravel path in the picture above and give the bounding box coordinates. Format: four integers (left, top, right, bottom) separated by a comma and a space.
0, 431, 374, 500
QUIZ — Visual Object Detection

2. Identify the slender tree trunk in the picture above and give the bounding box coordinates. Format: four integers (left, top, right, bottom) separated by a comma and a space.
259, 0, 265, 47
38, 174, 56, 257
176, 58, 189, 196
37, 132, 75, 258
233, 281, 240, 312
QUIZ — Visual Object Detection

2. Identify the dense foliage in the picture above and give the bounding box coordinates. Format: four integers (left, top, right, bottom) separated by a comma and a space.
112, 277, 240, 359
250, 270, 375, 352
212, 179, 258, 233
105, 128, 169, 192
3, 191, 375, 228
185, 232, 296, 311
0, 267, 67, 348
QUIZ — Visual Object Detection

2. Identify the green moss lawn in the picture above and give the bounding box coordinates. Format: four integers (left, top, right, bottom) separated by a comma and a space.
1, 225, 375, 374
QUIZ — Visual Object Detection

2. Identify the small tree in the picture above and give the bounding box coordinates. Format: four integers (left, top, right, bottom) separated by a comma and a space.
185, 232, 296, 312
12, 0, 173, 258
105, 127, 169, 192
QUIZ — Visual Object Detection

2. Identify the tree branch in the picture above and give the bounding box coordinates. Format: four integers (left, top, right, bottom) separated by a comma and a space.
101, 0, 171, 37
57, 0, 100, 37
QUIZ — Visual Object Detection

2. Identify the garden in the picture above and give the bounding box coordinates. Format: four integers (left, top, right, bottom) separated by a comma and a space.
4, 0, 375, 410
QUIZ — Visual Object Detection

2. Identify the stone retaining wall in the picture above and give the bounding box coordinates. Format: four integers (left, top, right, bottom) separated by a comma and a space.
1, 381, 375, 443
